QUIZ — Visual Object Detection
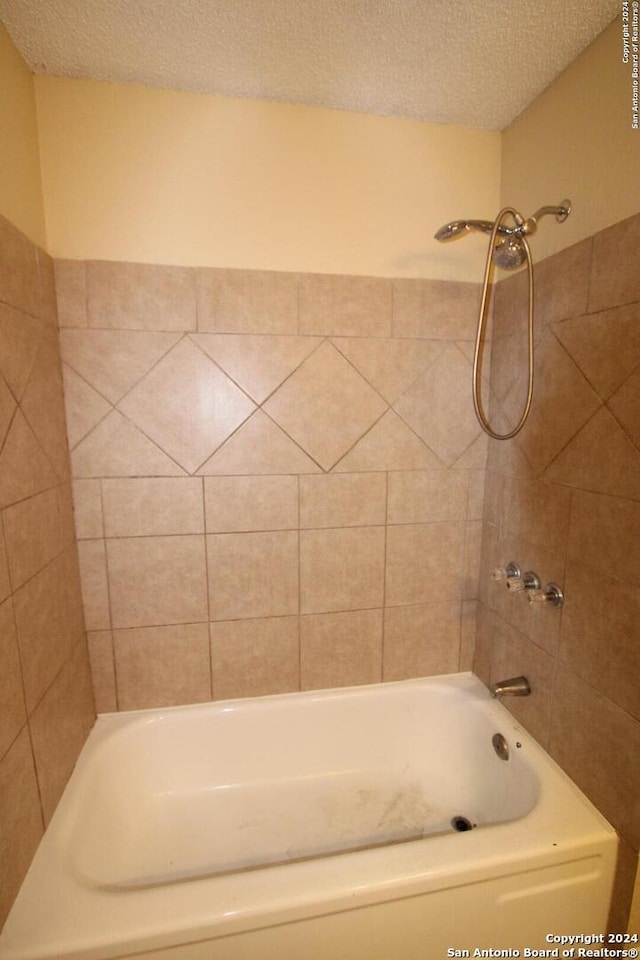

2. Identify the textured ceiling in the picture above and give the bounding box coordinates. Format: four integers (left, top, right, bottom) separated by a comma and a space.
0, 0, 620, 130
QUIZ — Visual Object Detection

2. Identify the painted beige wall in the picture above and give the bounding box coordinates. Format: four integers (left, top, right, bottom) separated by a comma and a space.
3, 15, 638, 277
502, 17, 640, 261
0, 22, 46, 247
34, 75, 500, 280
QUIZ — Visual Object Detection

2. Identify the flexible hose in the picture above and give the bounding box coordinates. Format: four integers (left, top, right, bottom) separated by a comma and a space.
472, 207, 534, 440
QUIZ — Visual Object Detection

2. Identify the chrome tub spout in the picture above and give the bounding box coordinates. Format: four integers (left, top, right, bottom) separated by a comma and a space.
490, 676, 531, 699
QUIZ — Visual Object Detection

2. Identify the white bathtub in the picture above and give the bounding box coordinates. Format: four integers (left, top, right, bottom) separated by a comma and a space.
0, 673, 617, 960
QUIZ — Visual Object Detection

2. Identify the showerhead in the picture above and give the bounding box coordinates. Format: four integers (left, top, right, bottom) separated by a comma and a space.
434, 219, 497, 242
492, 236, 527, 270
434, 220, 469, 242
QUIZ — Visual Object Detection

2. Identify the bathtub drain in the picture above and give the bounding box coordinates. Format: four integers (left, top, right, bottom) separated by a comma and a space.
451, 816, 474, 832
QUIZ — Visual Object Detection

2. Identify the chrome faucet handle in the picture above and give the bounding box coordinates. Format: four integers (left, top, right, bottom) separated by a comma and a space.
528, 583, 564, 607
506, 576, 525, 592
491, 562, 521, 581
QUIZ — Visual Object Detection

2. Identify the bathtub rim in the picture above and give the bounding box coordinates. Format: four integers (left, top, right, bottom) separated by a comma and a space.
0, 671, 619, 960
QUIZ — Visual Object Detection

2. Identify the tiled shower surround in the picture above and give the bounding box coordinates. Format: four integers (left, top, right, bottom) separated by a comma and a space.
0, 215, 95, 926
3, 209, 640, 931
475, 210, 640, 929
55, 261, 486, 711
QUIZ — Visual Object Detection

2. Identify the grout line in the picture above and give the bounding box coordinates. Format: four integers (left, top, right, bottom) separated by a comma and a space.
297, 475, 302, 691
0, 510, 45, 829
101, 599, 454, 635
99, 479, 119, 711
201, 477, 214, 701
381, 471, 389, 682
86, 520, 406, 540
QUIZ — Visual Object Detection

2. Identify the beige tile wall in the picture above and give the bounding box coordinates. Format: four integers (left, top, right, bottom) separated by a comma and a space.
56, 260, 485, 712
0, 214, 95, 927
475, 210, 640, 931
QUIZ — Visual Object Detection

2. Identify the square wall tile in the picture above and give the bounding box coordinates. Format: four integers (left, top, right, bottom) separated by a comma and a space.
103, 478, 204, 537
387, 470, 466, 525
0, 728, 43, 929
385, 523, 464, 607
383, 601, 460, 681
87, 261, 196, 331
205, 476, 298, 533
300, 526, 385, 614
264, 341, 387, 471
207, 531, 298, 621
113, 623, 211, 710
118, 338, 255, 475
301, 609, 382, 690
197, 268, 298, 334
299, 473, 386, 528
211, 617, 299, 700
77, 539, 111, 631
392, 279, 480, 340
72, 479, 104, 539
298, 274, 392, 337
107, 535, 208, 629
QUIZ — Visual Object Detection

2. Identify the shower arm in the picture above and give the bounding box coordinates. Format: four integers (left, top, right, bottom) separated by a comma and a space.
463, 203, 570, 239
520, 202, 571, 236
